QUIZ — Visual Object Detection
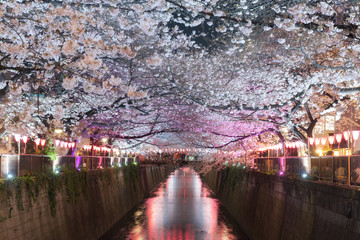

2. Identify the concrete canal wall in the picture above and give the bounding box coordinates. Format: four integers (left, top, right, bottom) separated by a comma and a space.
202, 167, 360, 240
0, 165, 175, 240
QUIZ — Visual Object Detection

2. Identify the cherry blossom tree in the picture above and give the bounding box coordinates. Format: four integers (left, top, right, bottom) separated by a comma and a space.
0, 0, 360, 154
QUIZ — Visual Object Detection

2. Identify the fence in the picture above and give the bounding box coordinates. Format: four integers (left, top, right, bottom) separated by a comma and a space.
0, 154, 139, 178
253, 155, 360, 185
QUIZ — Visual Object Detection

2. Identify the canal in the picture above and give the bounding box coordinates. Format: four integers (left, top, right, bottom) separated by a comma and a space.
100, 166, 249, 240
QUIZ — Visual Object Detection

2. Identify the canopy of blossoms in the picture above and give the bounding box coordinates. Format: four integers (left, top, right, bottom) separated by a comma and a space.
0, 0, 360, 152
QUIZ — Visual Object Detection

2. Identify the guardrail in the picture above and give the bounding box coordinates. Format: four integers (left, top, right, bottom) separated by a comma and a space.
0, 154, 139, 178
253, 155, 360, 185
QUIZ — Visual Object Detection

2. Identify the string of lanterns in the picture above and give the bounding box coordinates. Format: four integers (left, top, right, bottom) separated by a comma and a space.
54, 140, 75, 149
308, 130, 360, 146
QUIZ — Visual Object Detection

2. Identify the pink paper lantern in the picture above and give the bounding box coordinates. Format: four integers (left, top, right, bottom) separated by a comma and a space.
13, 134, 21, 142
55, 140, 60, 147
35, 138, 41, 146
40, 139, 46, 146
309, 138, 315, 145
343, 131, 350, 141
352, 131, 360, 141
328, 136, 335, 145
315, 138, 321, 145
335, 134, 342, 143
321, 137, 327, 145
22, 136, 28, 144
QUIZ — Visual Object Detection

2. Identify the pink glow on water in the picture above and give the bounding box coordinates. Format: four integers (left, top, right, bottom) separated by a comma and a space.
106, 167, 248, 239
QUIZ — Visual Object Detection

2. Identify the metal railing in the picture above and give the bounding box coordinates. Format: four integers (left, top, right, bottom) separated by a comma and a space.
0, 154, 139, 178
253, 155, 360, 185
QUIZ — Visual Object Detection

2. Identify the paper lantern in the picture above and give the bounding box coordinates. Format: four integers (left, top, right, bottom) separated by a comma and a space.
343, 131, 349, 141
35, 138, 41, 146
315, 138, 321, 145
335, 134, 342, 143
22, 136, 28, 144
55, 140, 60, 147
13, 134, 21, 142
328, 136, 335, 145
321, 137, 327, 145
40, 139, 46, 146
352, 131, 360, 141
309, 138, 315, 145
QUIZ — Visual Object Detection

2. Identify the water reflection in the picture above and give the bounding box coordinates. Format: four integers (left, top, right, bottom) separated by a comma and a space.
101, 166, 248, 240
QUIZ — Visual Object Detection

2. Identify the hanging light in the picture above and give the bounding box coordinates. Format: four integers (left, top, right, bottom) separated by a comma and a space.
321, 137, 327, 145
40, 139, 46, 146
35, 138, 41, 146
315, 138, 321, 146
308, 138, 315, 145
55, 140, 60, 147
22, 136, 28, 144
328, 136, 335, 145
13, 134, 21, 142
352, 131, 360, 141
343, 131, 350, 141
335, 134, 342, 143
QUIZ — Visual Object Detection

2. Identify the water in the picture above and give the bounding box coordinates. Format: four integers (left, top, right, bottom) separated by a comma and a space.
100, 166, 249, 240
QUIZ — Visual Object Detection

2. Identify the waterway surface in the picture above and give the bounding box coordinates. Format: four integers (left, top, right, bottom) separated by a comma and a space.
100, 166, 249, 240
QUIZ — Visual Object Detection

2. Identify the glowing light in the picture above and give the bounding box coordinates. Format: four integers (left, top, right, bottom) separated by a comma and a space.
328, 136, 335, 145
352, 131, 360, 141
335, 134, 342, 143
279, 171, 284, 176
40, 139, 46, 146
334, 150, 339, 156
35, 138, 41, 146
343, 131, 349, 141
7, 174, 13, 179
308, 138, 315, 145
315, 138, 321, 146
75, 156, 82, 169
13, 134, 20, 142
321, 137, 327, 145
302, 173, 308, 178
54, 129, 63, 134
22, 136, 28, 144
316, 149, 323, 156
55, 140, 60, 147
